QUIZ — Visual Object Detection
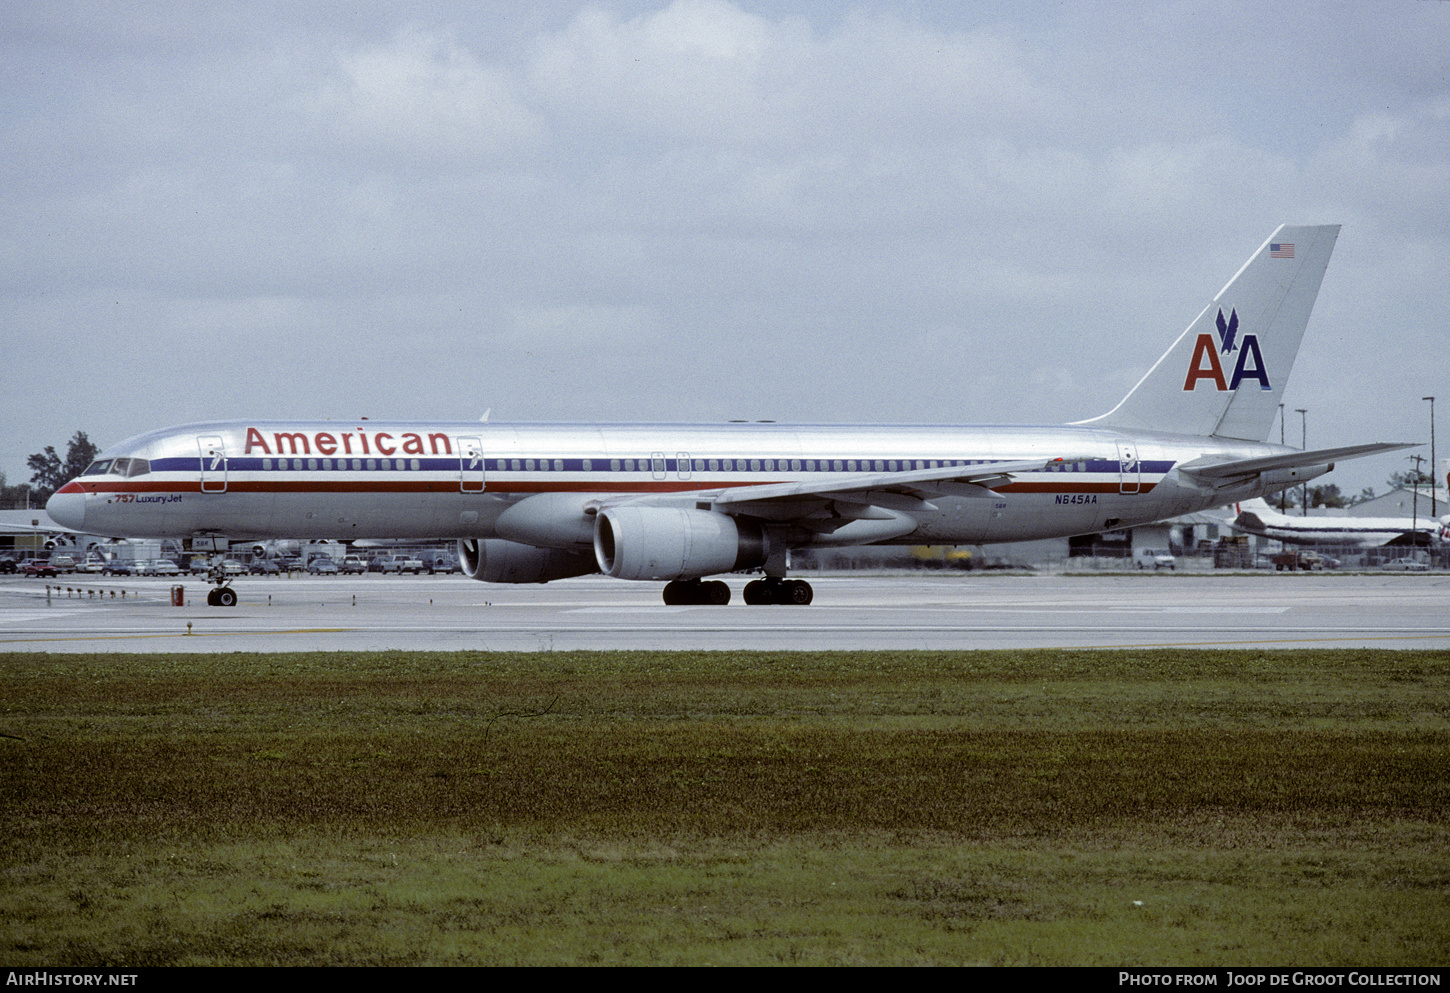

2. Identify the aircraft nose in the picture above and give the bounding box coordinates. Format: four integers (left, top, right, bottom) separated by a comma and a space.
46, 483, 87, 531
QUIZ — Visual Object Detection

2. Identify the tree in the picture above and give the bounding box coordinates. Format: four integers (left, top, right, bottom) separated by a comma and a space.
1306, 484, 1347, 509
26, 431, 100, 504
1387, 468, 1434, 491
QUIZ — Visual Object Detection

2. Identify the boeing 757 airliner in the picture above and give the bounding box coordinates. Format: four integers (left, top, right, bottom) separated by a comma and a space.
46, 225, 1413, 606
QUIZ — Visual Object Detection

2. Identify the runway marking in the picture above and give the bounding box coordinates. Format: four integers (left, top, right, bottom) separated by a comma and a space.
0, 628, 354, 644
566, 606, 713, 614
0, 610, 93, 624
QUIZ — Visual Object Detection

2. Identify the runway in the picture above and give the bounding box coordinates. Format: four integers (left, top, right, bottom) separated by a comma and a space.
3, 570, 1449, 652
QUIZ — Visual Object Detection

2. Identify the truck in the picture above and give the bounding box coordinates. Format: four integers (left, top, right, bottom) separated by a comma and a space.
1270, 550, 1324, 572
375, 554, 425, 575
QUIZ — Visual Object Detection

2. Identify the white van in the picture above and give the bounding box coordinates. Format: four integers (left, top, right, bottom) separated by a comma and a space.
1134, 548, 1176, 570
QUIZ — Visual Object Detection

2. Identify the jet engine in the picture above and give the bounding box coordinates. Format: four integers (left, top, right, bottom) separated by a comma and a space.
594, 506, 768, 581
457, 537, 598, 584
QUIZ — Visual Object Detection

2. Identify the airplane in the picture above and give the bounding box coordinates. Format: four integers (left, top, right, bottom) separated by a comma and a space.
45, 224, 1416, 607
1229, 498, 1450, 548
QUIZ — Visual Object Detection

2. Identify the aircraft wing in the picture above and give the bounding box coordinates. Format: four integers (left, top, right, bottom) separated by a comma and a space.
696, 455, 1096, 515
1176, 442, 1416, 481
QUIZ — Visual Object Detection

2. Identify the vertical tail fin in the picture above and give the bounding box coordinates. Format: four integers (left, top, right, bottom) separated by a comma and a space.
1078, 224, 1340, 441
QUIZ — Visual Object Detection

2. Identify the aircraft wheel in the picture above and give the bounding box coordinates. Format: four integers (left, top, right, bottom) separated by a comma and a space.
743, 580, 768, 605
206, 588, 220, 606
785, 579, 813, 605
662, 581, 684, 605
705, 580, 731, 605
216, 587, 237, 607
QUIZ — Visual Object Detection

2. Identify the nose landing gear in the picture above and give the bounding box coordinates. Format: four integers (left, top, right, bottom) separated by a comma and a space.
201, 554, 238, 607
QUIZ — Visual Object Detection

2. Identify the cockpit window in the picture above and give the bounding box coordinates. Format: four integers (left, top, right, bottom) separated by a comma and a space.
84, 458, 149, 477
108, 458, 150, 477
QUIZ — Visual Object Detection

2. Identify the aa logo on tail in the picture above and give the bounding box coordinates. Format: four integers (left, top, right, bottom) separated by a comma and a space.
1182, 308, 1271, 392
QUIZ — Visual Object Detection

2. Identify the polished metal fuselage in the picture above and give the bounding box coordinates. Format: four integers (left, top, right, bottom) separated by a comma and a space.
57, 419, 1295, 545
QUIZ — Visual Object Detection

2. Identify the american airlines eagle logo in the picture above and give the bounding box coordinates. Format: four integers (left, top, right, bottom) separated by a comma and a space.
1182, 307, 1271, 392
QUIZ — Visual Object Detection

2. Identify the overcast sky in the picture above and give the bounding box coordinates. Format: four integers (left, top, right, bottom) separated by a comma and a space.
4, 0, 1447, 499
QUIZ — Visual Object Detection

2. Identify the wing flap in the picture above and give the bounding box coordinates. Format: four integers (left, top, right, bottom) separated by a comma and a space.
707, 456, 1096, 507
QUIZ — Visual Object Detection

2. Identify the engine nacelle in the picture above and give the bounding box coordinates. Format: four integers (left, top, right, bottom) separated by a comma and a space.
594, 507, 768, 581
458, 537, 599, 584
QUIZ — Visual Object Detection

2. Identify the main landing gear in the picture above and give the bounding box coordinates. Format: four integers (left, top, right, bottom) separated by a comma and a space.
743, 577, 813, 605
662, 579, 732, 605
659, 577, 815, 605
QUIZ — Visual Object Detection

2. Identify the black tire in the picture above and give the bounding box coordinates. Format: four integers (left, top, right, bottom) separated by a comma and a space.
706, 581, 731, 605
785, 580, 813, 605
206, 588, 220, 606
216, 588, 237, 607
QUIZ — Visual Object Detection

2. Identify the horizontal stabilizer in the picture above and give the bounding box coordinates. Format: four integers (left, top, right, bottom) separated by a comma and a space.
1177, 442, 1417, 480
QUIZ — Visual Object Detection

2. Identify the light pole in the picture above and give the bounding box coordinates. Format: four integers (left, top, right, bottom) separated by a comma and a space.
1279, 403, 1287, 513
1424, 396, 1436, 518
1296, 408, 1308, 516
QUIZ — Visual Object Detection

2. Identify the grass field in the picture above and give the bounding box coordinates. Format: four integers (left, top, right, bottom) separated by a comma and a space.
2, 649, 1447, 966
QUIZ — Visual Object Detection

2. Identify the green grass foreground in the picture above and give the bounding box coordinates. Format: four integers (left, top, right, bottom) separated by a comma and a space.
2, 649, 1447, 966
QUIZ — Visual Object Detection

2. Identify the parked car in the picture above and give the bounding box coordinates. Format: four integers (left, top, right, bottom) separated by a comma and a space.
0, 557, 18, 574
420, 550, 458, 573
249, 559, 281, 575
49, 555, 76, 573
340, 555, 367, 574
195, 558, 245, 576
22, 559, 59, 578
76, 556, 106, 574
1381, 557, 1430, 572
307, 556, 340, 575
145, 559, 182, 576
104, 559, 137, 576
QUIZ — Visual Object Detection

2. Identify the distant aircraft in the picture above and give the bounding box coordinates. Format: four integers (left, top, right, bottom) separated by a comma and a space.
47, 224, 1414, 606
1230, 498, 1450, 548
